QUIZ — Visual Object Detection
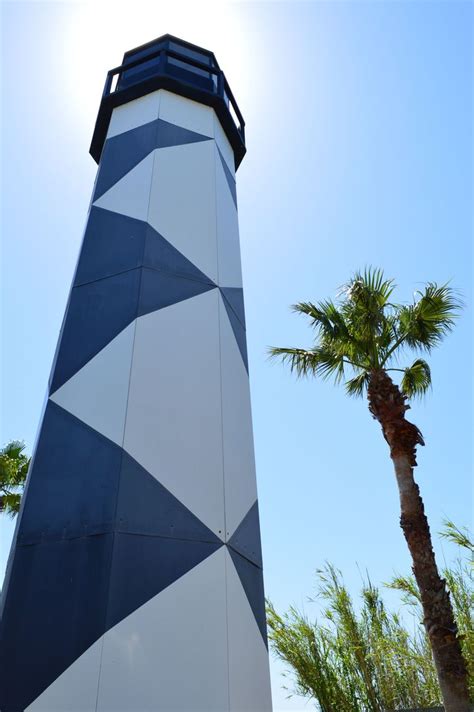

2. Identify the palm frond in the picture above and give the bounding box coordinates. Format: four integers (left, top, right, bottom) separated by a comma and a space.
400, 358, 431, 398
0, 440, 30, 516
268, 346, 345, 382
342, 267, 396, 309
439, 520, 474, 553
345, 371, 370, 398
397, 283, 462, 352
0, 440, 26, 460
292, 300, 350, 342
340, 269, 396, 364
0, 492, 22, 517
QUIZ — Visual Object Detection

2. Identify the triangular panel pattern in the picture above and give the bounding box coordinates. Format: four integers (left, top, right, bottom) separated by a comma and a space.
107, 90, 161, 139
138, 267, 216, 317
2, 403, 225, 710
116, 451, 222, 544
93, 152, 155, 223
221, 293, 248, 372
213, 113, 236, 176
17, 401, 123, 545
26, 637, 104, 712
219, 293, 257, 537
94, 119, 158, 201
228, 500, 262, 568
123, 289, 225, 538
75, 207, 215, 289
215, 147, 242, 288
217, 145, 237, 207
106, 533, 223, 632
159, 89, 215, 138
96, 548, 229, 712
51, 269, 216, 395
228, 548, 268, 647
225, 549, 272, 712
50, 321, 136, 447
148, 140, 219, 282
0, 531, 114, 712
94, 118, 212, 201
143, 224, 215, 285
74, 207, 147, 287
220, 286, 245, 328
49, 268, 142, 394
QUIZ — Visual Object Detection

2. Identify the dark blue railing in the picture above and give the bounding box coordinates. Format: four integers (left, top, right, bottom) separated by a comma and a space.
101, 44, 245, 145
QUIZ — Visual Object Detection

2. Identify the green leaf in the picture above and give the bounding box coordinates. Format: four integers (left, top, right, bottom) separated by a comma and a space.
345, 372, 370, 398
401, 359, 431, 398
268, 346, 345, 382
439, 519, 474, 553
397, 283, 462, 352
0, 491, 22, 517
0, 440, 30, 517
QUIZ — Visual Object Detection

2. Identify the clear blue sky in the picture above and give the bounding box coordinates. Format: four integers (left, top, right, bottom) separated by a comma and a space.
1, 2, 472, 710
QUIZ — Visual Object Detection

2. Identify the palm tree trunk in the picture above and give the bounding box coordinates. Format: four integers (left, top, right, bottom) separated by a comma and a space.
368, 370, 470, 712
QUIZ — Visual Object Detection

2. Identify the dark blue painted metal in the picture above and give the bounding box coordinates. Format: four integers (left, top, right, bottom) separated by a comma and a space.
228, 548, 268, 647
217, 145, 237, 207
50, 268, 142, 394
0, 416, 226, 710
93, 118, 212, 201
228, 501, 262, 569
74, 207, 148, 286
17, 402, 122, 545
143, 224, 214, 285
0, 533, 114, 711
74, 208, 215, 288
106, 533, 223, 630
138, 268, 216, 318
154, 118, 212, 150
222, 294, 248, 372
116, 452, 222, 543
220, 287, 245, 328
52, 265, 216, 395
93, 118, 158, 200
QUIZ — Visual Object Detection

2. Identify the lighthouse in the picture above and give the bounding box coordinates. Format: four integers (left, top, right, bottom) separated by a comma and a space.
0, 35, 272, 712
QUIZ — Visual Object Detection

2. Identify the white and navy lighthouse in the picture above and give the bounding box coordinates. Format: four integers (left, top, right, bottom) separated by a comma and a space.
0, 35, 272, 712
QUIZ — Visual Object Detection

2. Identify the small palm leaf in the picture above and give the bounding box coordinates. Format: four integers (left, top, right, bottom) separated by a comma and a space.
345, 372, 370, 398
343, 267, 395, 306
268, 346, 345, 382
401, 359, 431, 398
293, 300, 350, 342
0, 440, 30, 517
397, 284, 462, 352
0, 492, 22, 517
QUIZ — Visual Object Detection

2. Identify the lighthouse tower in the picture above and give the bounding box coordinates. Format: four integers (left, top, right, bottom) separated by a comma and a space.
0, 35, 272, 712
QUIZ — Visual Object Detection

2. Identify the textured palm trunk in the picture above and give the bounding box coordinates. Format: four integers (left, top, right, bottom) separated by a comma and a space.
367, 370, 470, 712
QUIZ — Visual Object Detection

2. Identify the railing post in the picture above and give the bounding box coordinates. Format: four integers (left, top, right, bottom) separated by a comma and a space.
217, 71, 224, 98
159, 50, 167, 74
103, 71, 113, 98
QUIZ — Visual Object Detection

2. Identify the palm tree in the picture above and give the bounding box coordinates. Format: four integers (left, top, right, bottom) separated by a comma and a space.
270, 268, 470, 711
0, 441, 30, 517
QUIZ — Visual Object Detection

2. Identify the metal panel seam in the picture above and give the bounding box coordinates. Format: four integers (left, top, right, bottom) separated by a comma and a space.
214, 137, 231, 711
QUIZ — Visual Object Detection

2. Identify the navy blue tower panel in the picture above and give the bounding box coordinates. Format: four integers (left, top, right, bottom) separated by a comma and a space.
0, 36, 272, 712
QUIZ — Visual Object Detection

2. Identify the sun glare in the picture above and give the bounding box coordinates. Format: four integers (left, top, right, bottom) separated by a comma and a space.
61, 1, 254, 134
